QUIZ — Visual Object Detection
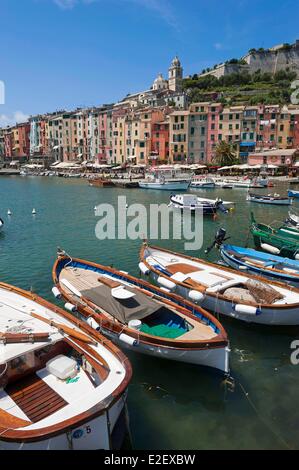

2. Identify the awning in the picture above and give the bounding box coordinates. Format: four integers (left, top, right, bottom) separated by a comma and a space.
10, 160, 19, 166
111, 165, 123, 170
126, 156, 136, 160
239, 142, 256, 147
51, 162, 81, 169
77, 153, 83, 158
51, 161, 60, 166
52, 145, 60, 150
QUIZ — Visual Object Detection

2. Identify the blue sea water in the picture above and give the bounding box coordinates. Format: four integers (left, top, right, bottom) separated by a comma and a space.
0, 175, 299, 450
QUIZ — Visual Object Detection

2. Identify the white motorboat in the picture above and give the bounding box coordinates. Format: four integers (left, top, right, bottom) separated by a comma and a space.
190, 178, 215, 189
140, 244, 299, 325
0, 218, 3, 232
139, 177, 190, 191
0, 281, 131, 450
169, 194, 234, 213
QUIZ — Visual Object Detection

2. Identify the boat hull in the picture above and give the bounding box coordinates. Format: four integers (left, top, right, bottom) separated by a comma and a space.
288, 190, 299, 198
96, 324, 229, 373
0, 396, 126, 450
220, 248, 299, 287
139, 181, 190, 190
148, 270, 299, 325
247, 196, 291, 205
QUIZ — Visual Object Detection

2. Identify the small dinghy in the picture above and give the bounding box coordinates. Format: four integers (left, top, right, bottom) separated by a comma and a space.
220, 244, 299, 287
53, 251, 230, 374
0, 218, 4, 232
246, 192, 292, 205
140, 243, 299, 325
288, 189, 299, 198
0, 281, 131, 450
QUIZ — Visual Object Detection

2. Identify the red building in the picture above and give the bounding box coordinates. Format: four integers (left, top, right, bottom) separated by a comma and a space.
17, 122, 30, 157
151, 120, 169, 163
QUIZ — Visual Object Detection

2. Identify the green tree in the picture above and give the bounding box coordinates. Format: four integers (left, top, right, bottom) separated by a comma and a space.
213, 141, 237, 167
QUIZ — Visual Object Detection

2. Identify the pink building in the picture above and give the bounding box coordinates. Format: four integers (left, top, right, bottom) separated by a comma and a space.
248, 148, 299, 167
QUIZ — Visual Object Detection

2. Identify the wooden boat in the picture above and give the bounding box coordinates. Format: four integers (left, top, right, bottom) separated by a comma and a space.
0, 217, 3, 232
0, 281, 131, 450
246, 192, 292, 205
190, 178, 215, 189
250, 213, 299, 259
140, 243, 299, 325
288, 189, 299, 198
220, 244, 299, 287
89, 178, 115, 187
52, 252, 230, 374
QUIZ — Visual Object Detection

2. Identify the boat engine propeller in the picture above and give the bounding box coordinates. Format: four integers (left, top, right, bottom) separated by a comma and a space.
205, 227, 230, 254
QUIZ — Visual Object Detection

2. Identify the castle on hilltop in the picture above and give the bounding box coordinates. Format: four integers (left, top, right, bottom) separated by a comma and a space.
200, 40, 299, 78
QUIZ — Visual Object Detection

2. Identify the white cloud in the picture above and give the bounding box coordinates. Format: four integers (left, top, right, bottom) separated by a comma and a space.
0, 111, 29, 127
54, 0, 77, 8
52, 0, 178, 29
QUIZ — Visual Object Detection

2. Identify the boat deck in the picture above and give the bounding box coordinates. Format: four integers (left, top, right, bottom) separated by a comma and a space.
60, 267, 217, 340
6, 374, 68, 423
146, 249, 299, 305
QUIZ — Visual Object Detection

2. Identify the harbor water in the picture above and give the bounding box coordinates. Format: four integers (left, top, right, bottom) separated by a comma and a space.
0, 176, 299, 450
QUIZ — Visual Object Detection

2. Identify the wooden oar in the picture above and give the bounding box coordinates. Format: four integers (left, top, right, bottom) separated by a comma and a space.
0, 332, 50, 344
30, 312, 97, 345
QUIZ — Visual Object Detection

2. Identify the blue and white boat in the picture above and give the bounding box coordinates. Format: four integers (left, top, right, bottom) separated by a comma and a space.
220, 244, 299, 286
288, 189, 299, 198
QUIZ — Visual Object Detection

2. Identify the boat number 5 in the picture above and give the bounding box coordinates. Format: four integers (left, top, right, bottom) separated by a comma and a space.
290, 340, 299, 365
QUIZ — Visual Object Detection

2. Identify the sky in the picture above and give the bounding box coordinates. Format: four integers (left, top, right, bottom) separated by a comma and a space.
0, 0, 299, 126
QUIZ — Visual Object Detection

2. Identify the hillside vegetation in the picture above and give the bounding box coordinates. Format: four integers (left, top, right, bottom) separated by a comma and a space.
183, 69, 297, 105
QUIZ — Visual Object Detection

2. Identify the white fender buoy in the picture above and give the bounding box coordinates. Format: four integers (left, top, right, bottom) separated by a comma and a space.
234, 304, 260, 315
260, 243, 280, 255
157, 276, 176, 291
7, 209, 12, 216
188, 290, 204, 303
87, 317, 101, 331
238, 265, 248, 270
160, 287, 171, 293
52, 287, 62, 299
139, 262, 150, 275
119, 333, 137, 346
64, 302, 77, 313
295, 254, 299, 261
32, 208, 36, 215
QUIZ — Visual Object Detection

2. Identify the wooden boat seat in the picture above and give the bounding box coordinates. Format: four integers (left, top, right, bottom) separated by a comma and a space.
98, 275, 121, 289
0, 408, 31, 429
167, 263, 202, 275
6, 374, 68, 423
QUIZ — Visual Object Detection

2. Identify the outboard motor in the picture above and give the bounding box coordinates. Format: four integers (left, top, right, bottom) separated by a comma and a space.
205, 227, 230, 254
215, 198, 228, 214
